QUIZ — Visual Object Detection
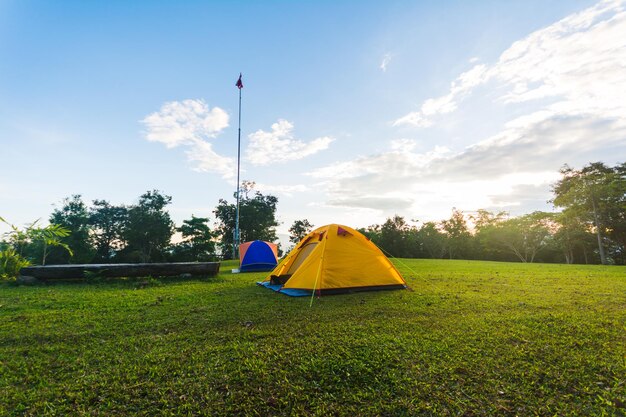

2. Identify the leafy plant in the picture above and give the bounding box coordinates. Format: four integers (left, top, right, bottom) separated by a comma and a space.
1, 216, 73, 266
0, 247, 31, 279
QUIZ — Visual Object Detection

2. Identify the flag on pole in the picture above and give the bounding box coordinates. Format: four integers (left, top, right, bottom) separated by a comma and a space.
236, 73, 243, 89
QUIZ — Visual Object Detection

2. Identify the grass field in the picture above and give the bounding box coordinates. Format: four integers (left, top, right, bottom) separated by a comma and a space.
0, 259, 625, 416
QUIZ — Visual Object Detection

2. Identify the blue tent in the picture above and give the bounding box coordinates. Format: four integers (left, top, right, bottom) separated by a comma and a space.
239, 240, 278, 272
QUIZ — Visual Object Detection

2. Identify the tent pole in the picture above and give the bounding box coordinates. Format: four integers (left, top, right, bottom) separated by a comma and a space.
233, 78, 242, 260
309, 233, 328, 307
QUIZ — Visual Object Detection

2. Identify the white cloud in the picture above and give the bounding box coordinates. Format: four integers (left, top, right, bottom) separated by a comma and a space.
390, 138, 419, 152
309, 145, 450, 181
392, 112, 433, 128
394, 0, 626, 127
380, 53, 392, 72
245, 119, 334, 165
393, 64, 488, 126
253, 182, 310, 196
141, 99, 235, 180
328, 195, 414, 211
142, 99, 229, 147
185, 140, 236, 179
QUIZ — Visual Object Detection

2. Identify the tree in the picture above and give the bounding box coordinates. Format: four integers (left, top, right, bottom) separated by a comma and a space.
289, 219, 313, 244
418, 222, 447, 259
552, 162, 626, 264
360, 216, 422, 258
471, 209, 509, 261
471, 209, 508, 231
603, 163, 626, 264
551, 211, 596, 264
47, 195, 95, 264
482, 212, 553, 263
213, 181, 279, 259
378, 215, 412, 257
171, 215, 216, 262
118, 190, 174, 263
89, 200, 128, 262
441, 208, 471, 259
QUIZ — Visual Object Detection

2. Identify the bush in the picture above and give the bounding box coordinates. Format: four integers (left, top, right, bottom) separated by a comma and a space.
0, 247, 31, 280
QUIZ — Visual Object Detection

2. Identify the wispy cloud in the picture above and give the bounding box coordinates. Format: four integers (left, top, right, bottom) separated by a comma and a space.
253, 182, 310, 196
393, 64, 488, 126
245, 119, 334, 165
184, 139, 236, 179
390, 138, 419, 152
380, 53, 392, 72
141, 99, 236, 180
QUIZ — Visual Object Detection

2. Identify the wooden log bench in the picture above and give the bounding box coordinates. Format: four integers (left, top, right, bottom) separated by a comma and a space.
19, 262, 220, 281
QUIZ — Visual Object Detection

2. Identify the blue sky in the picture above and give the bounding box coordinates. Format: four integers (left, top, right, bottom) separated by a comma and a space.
2, 0, 625, 245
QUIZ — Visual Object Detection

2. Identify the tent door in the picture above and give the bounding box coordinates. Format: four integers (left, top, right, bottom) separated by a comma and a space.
270, 274, 292, 285
285, 242, 319, 275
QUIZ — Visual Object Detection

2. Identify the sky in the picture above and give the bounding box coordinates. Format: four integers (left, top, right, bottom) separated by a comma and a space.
1, 0, 625, 247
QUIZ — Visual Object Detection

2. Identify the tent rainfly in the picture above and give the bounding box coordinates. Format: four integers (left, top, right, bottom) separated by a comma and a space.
257, 224, 407, 296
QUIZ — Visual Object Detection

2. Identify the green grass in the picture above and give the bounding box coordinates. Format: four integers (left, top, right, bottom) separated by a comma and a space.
1, 259, 625, 416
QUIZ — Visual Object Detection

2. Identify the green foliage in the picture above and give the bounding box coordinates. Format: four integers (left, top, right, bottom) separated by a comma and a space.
118, 190, 175, 263
30, 223, 74, 265
1, 217, 73, 266
478, 211, 554, 263
0, 247, 31, 279
551, 211, 597, 264
89, 199, 129, 262
441, 208, 472, 259
214, 181, 279, 259
288, 219, 314, 244
48, 195, 95, 264
0, 259, 624, 415
361, 215, 420, 258
171, 215, 216, 262
418, 221, 446, 259
552, 162, 626, 264
0, 215, 32, 257
471, 209, 509, 261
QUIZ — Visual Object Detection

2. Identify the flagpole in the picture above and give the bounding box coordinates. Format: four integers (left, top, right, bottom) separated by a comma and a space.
233, 75, 242, 260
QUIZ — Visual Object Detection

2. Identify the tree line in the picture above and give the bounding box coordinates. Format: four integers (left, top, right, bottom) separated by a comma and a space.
1, 162, 624, 276
0, 182, 282, 274
361, 162, 625, 265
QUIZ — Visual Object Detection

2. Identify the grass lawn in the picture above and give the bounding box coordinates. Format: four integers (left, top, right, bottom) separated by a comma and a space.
0, 259, 625, 416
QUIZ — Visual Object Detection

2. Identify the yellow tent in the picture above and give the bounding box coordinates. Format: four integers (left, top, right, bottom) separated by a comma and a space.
258, 224, 407, 296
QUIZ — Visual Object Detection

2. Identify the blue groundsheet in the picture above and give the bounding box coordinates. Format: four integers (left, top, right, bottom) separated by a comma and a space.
256, 281, 311, 297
